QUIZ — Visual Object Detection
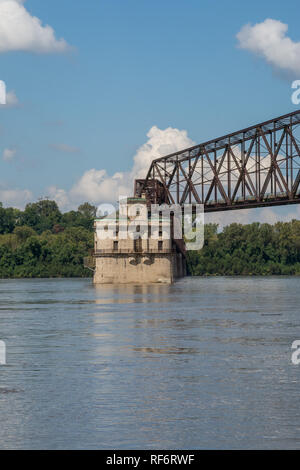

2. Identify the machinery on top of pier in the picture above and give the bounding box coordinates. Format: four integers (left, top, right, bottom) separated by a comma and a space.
134, 110, 300, 212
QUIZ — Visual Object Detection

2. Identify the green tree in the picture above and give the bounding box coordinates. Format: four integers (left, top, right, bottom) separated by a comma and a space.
21, 200, 61, 233
0, 203, 20, 234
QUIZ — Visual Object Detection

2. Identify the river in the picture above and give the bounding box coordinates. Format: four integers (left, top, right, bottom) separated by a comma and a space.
0, 276, 299, 449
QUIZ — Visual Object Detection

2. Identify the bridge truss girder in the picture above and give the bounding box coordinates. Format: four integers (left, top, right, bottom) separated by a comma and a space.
135, 110, 300, 212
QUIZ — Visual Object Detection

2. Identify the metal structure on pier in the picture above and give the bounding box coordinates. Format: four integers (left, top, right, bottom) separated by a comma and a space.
134, 110, 300, 212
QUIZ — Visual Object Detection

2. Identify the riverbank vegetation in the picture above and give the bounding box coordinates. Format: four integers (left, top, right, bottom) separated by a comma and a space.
0, 199, 300, 278
0, 200, 94, 278
187, 220, 300, 276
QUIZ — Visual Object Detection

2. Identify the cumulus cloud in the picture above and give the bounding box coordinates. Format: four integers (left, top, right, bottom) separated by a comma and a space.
237, 18, 300, 76
131, 125, 194, 179
48, 125, 195, 210
0, 0, 71, 54
50, 143, 80, 154
0, 125, 193, 210
0, 187, 32, 207
47, 185, 70, 209
2, 147, 16, 161
69, 169, 132, 205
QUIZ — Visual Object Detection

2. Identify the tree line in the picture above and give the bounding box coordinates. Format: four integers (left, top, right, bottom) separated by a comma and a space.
187, 220, 300, 276
0, 200, 95, 278
0, 199, 300, 278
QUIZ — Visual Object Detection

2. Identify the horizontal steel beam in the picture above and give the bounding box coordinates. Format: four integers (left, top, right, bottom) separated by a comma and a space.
152, 109, 300, 164
135, 110, 300, 213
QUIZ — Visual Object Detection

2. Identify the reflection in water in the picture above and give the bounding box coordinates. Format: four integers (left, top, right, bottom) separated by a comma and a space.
94, 283, 172, 304
0, 276, 300, 449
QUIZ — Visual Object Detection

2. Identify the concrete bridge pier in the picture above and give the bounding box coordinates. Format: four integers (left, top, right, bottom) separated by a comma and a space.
93, 196, 186, 284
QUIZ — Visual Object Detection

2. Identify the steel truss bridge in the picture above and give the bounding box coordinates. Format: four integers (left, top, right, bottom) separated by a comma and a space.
134, 110, 300, 212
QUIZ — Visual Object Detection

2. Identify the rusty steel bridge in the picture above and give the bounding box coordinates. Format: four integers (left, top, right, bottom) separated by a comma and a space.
134, 110, 300, 213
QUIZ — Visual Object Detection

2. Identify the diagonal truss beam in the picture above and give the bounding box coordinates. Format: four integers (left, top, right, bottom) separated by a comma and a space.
135, 110, 300, 212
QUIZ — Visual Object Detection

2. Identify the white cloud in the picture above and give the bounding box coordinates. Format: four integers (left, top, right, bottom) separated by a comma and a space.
3, 147, 16, 161
0, 0, 71, 54
0, 187, 32, 207
1, 125, 192, 211
50, 143, 80, 153
237, 18, 300, 76
0, 90, 20, 108
47, 186, 69, 209
48, 125, 194, 210
131, 125, 194, 179
69, 169, 130, 205
46, 172, 131, 211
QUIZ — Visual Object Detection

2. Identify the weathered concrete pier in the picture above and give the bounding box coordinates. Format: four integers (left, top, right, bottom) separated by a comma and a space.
93, 196, 186, 284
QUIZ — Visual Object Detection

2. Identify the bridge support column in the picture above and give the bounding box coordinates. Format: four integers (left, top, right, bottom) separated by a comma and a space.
93, 252, 182, 284
93, 197, 186, 284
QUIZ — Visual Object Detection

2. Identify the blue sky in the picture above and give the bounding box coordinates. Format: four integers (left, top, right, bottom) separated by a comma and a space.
1, 0, 300, 224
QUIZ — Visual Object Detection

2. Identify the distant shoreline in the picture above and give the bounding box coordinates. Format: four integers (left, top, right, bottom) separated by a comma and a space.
1, 200, 300, 278
1, 273, 300, 281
